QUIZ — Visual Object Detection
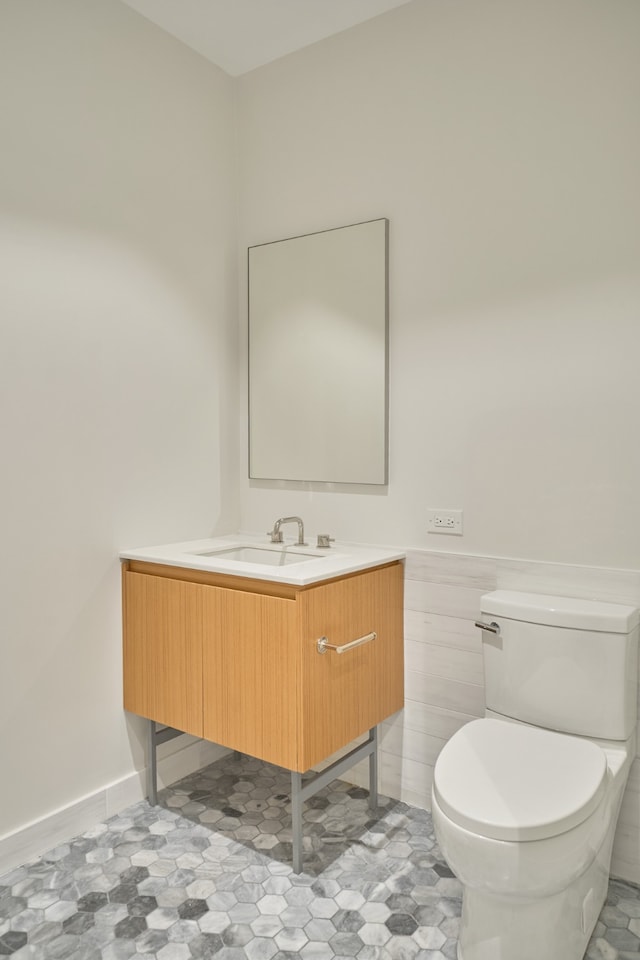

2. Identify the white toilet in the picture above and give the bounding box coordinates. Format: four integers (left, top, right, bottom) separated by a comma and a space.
431, 590, 639, 960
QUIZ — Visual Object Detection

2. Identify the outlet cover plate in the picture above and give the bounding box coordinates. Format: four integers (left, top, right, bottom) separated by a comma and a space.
427, 509, 463, 535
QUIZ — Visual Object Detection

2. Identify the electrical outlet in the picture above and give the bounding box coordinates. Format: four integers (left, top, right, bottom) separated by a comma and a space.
427, 509, 463, 536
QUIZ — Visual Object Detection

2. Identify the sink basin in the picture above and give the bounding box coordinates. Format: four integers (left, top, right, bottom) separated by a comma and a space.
191, 546, 319, 566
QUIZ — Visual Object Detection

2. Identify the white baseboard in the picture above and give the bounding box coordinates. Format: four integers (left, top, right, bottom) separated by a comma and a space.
0, 739, 229, 877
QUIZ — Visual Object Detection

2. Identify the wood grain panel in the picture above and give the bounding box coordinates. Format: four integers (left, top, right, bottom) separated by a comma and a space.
202, 586, 300, 769
126, 560, 299, 599
299, 562, 404, 770
123, 571, 203, 737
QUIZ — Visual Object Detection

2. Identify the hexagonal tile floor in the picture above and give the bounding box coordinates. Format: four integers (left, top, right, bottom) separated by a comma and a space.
1, 751, 638, 959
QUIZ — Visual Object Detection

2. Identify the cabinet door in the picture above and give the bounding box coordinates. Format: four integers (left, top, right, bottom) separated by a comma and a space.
123, 571, 203, 737
299, 562, 404, 771
202, 586, 300, 770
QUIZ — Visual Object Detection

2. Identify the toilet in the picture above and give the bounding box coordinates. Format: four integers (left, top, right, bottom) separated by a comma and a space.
431, 590, 639, 960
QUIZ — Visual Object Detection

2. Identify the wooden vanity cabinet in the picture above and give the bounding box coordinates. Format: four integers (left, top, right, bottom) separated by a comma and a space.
123, 560, 404, 773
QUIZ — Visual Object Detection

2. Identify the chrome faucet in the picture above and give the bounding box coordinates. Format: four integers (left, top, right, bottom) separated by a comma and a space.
268, 516, 307, 546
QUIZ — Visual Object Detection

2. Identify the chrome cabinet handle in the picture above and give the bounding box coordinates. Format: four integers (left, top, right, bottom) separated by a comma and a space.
474, 620, 500, 635
316, 631, 377, 655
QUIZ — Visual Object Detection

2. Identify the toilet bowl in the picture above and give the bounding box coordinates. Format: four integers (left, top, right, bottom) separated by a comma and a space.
432, 718, 634, 960
431, 590, 639, 960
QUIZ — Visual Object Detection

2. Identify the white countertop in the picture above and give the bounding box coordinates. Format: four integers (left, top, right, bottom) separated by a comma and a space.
120, 533, 405, 586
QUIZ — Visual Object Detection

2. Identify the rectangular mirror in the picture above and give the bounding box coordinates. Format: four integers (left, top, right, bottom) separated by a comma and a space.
248, 218, 388, 484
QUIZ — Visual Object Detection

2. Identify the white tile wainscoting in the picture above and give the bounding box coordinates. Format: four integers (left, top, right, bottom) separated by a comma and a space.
328, 548, 640, 886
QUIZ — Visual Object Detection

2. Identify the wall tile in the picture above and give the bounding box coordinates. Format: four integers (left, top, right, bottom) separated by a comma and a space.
405, 671, 485, 717
395, 699, 476, 741
380, 718, 446, 767
404, 550, 497, 590
405, 639, 484, 685
404, 579, 486, 620
497, 559, 640, 606
404, 610, 482, 653
612, 820, 640, 884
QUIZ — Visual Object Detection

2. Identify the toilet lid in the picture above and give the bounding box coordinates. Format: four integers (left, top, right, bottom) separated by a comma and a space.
433, 719, 608, 842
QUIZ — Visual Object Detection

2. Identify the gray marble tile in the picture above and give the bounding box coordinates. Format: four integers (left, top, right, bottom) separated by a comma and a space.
0, 752, 638, 958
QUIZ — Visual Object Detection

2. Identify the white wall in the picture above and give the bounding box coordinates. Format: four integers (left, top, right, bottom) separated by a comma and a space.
237, 0, 640, 570
0, 0, 238, 847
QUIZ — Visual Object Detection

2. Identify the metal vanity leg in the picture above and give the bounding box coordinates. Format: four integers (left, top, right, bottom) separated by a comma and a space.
369, 725, 378, 810
288, 729, 379, 873
291, 772, 303, 875
148, 719, 158, 806
147, 722, 184, 807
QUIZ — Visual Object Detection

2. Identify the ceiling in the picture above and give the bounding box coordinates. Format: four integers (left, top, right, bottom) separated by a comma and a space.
119, 0, 414, 76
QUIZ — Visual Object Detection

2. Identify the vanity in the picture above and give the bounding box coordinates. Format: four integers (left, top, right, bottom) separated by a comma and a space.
120, 533, 404, 871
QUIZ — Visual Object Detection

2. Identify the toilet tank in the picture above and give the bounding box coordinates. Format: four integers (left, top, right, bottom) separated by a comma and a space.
480, 591, 639, 740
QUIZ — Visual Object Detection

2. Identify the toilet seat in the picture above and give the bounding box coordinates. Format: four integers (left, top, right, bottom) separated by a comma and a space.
433, 718, 608, 842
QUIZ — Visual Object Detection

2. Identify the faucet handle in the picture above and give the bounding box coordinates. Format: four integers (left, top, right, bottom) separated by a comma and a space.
316, 534, 335, 549
267, 529, 284, 543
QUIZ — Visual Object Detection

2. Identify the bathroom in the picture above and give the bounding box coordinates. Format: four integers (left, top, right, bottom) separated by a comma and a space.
1, 0, 640, 956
